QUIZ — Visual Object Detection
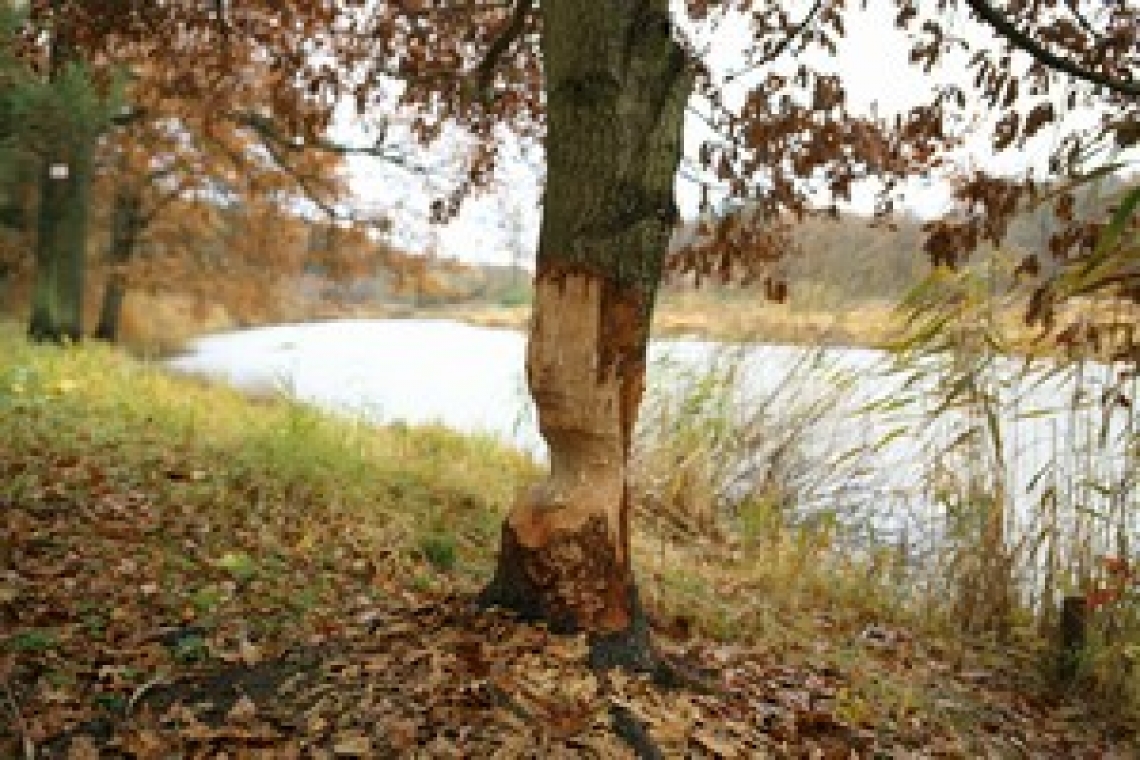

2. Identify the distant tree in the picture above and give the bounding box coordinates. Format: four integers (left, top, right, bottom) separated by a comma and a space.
9, 0, 406, 343
0, 2, 121, 341
0, 5, 38, 298
88, 109, 354, 342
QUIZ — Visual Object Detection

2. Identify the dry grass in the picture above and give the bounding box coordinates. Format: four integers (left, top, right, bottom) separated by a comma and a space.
437, 291, 907, 347
447, 289, 1140, 361
116, 290, 237, 357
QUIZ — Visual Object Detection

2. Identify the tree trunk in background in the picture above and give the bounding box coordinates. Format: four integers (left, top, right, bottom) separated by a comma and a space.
95, 185, 142, 342
480, 0, 690, 670
28, 4, 93, 344
28, 137, 93, 343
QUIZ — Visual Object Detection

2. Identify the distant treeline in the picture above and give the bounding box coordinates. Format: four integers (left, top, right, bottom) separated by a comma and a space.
665, 174, 1133, 308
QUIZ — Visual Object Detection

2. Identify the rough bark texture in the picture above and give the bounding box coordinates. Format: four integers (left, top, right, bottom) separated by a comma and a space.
480, 0, 691, 672
95, 186, 143, 343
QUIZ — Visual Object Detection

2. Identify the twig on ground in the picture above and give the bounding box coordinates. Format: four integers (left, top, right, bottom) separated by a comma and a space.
127, 673, 169, 716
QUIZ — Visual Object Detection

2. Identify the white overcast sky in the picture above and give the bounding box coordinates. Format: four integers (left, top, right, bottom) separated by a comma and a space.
334, 2, 1128, 267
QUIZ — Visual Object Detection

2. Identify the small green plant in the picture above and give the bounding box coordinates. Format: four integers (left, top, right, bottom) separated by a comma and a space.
83, 613, 107, 637
215, 550, 258, 582
419, 533, 457, 572
410, 573, 436, 593
190, 584, 226, 615
289, 587, 319, 614
735, 492, 787, 545
7, 629, 58, 652
93, 692, 127, 713
45, 669, 76, 687
172, 635, 209, 663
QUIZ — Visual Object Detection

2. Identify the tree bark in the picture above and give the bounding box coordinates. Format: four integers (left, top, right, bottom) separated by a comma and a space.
480, 0, 691, 671
94, 185, 143, 343
27, 5, 93, 345
28, 137, 93, 343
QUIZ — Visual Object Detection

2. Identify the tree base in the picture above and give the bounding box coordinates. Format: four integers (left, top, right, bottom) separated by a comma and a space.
478, 518, 724, 758
478, 520, 722, 693
477, 513, 659, 673
28, 314, 81, 345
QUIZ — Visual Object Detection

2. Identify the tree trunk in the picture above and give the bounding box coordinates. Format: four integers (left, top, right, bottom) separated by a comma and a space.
95, 185, 142, 343
27, 7, 93, 345
28, 140, 92, 343
480, 0, 691, 671
94, 274, 125, 343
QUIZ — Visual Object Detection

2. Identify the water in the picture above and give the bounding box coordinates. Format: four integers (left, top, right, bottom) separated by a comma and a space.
169, 319, 533, 447
168, 318, 887, 456
169, 318, 1139, 565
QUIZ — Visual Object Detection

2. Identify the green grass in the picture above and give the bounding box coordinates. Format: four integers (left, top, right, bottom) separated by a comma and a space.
0, 319, 539, 637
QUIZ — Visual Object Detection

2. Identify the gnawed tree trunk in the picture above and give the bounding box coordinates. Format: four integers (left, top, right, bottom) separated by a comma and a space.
480, 0, 691, 671
95, 184, 143, 343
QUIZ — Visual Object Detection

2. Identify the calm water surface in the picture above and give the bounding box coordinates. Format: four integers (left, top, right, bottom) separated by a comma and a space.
169, 319, 1138, 548
168, 318, 887, 455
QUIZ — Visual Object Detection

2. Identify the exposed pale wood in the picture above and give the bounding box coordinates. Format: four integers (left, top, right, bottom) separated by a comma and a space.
511, 271, 626, 554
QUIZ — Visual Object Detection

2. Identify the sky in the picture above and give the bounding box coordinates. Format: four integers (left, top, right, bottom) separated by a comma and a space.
334, 2, 1129, 268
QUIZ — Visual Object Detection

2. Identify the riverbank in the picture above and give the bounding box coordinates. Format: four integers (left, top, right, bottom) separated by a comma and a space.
0, 276, 912, 357
1, 320, 1133, 755
6, 277, 1116, 362
381, 291, 909, 348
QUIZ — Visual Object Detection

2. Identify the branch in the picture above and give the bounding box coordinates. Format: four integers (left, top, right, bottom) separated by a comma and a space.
685, 105, 736, 148
141, 177, 195, 229
197, 124, 340, 221
965, 0, 1140, 98
695, 4, 735, 61
251, 130, 391, 230
227, 111, 432, 175
474, 0, 534, 97
255, 135, 344, 221
1063, 0, 1105, 43
723, 0, 824, 84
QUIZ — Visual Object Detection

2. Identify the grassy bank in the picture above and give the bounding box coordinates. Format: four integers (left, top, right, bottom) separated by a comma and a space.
428, 292, 905, 348
0, 321, 1133, 756
401, 290, 1091, 356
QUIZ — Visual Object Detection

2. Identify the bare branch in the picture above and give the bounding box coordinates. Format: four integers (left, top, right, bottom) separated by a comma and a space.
141, 177, 195, 229
475, 0, 534, 97
227, 110, 432, 175
965, 0, 1140, 98
723, 0, 824, 84
1063, 0, 1104, 43
255, 132, 344, 220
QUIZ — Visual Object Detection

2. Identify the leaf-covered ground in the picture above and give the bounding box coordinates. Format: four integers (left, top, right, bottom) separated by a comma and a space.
1, 324, 1135, 757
